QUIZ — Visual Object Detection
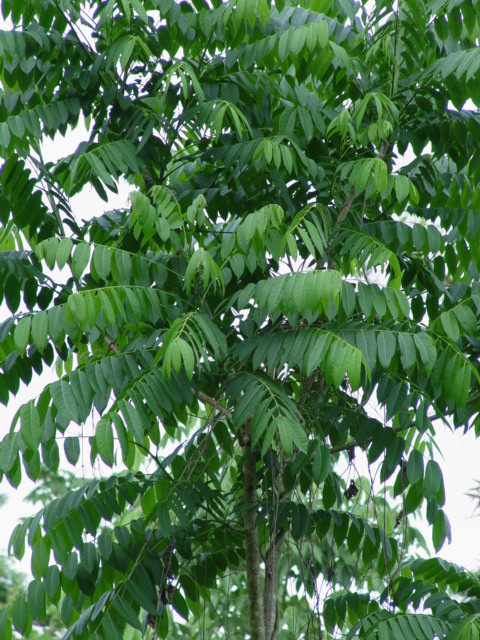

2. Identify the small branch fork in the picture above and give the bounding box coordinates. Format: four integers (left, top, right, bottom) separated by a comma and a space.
333, 139, 391, 230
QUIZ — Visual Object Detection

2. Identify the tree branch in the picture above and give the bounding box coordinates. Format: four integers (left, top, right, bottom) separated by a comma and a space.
328, 410, 447, 455
334, 186, 356, 229
196, 390, 232, 420
333, 139, 391, 233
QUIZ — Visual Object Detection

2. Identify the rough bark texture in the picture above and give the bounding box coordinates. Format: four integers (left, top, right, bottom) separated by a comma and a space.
243, 446, 266, 640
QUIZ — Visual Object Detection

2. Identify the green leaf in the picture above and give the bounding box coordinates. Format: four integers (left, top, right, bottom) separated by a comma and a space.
305, 333, 332, 375
423, 460, 442, 500
0, 434, 19, 473
291, 503, 309, 540
394, 174, 410, 202
12, 596, 30, 634
277, 416, 294, 456
111, 596, 142, 630
178, 338, 195, 380
398, 333, 416, 369
51, 381, 79, 423
96, 418, 114, 467
312, 445, 332, 485
325, 339, 350, 387
377, 330, 396, 367
71, 243, 91, 280
45, 565, 61, 600
101, 613, 123, 640
31, 311, 48, 353
432, 509, 451, 552
28, 580, 46, 621
157, 502, 172, 537
20, 402, 41, 450
3, 2, 480, 636
0, 608, 12, 640
31, 538, 50, 579
93, 245, 112, 280
14, 316, 31, 354
172, 590, 189, 621
407, 449, 424, 485
413, 333, 437, 371
56, 237, 73, 268
64, 436, 81, 465
440, 311, 460, 341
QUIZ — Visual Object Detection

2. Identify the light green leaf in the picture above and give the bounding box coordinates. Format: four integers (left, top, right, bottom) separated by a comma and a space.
440, 311, 460, 341
423, 460, 442, 500
453, 362, 470, 406
178, 338, 195, 380
325, 339, 350, 387
377, 330, 396, 367
95, 418, 114, 467
93, 245, 112, 280
346, 348, 365, 390
305, 332, 332, 376
14, 316, 31, 355
31, 539, 49, 580
0, 608, 12, 640
277, 416, 293, 456
20, 402, 41, 450
99, 290, 117, 327
51, 381, 79, 423
398, 333, 416, 369
130, 0, 148, 23
71, 243, 91, 280
394, 174, 410, 202
452, 304, 477, 333
0, 433, 19, 473
31, 311, 48, 353
413, 333, 437, 371
56, 237, 73, 268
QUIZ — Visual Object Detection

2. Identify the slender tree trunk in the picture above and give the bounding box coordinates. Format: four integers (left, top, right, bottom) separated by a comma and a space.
264, 531, 285, 640
242, 446, 266, 640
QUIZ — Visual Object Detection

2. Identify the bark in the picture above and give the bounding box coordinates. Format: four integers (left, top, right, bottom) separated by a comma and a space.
264, 531, 285, 640
243, 444, 266, 640
334, 185, 356, 229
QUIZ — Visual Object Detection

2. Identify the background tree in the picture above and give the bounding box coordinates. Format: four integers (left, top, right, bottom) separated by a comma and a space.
1, 0, 480, 638
0, 494, 65, 639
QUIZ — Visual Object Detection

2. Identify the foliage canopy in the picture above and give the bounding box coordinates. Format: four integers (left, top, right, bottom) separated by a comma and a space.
1, 0, 480, 638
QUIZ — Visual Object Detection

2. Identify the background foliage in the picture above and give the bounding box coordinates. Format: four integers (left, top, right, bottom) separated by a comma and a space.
1, 0, 480, 638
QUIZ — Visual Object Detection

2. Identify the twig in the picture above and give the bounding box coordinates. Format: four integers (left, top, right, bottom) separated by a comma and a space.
334, 186, 356, 229
196, 390, 232, 420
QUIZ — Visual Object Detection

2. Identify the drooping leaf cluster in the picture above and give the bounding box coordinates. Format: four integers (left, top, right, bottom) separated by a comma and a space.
1, 0, 480, 638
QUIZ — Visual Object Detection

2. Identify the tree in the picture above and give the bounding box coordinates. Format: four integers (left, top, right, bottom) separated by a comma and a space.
0, 494, 66, 639
1, 0, 480, 638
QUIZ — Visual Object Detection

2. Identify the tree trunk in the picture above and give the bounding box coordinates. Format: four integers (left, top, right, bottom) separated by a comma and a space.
264, 531, 285, 640
242, 447, 266, 640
